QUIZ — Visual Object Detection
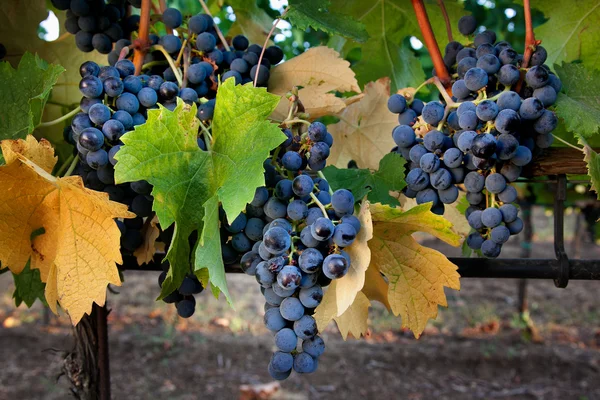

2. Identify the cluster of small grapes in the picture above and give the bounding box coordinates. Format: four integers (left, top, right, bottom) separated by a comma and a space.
64, 6, 284, 316
51, 0, 141, 54
217, 121, 359, 379
389, 15, 561, 258
157, 261, 205, 318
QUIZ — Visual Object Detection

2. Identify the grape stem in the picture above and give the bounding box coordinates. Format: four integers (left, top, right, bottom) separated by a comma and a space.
309, 192, 329, 218
199, 122, 212, 150
283, 118, 311, 127
515, 0, 540, 92
54, 154, 75, 176
198, 0, 231, 52
551, 134, 585, 152
254, 8, 288, 87
317, 171, 334, 195
63, 156, 79, 177
436, 0, 453, 42
408, 77, 435, 104
36, 106, 81, 128
150, 45, 183, 87
133, 0, 152, 75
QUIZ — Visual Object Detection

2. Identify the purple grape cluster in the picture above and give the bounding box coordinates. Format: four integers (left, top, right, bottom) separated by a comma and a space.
51, 0, 141, 54
217, 121, 359, 379
389, 15, 561, 258
63, 7, 284, 317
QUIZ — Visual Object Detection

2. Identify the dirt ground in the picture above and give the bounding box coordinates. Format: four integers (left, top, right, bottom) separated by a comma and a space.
1, 208, 599, 400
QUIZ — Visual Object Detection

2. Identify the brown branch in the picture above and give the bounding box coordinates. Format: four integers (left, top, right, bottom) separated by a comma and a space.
198, 0, 231, 51
254, 9, 286, 87
436, 0, 453, 43
133, 0, 152, 75
411, 0, 451, 88
515, 0, 541, 92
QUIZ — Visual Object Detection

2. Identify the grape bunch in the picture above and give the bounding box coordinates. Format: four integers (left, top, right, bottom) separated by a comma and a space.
389, 15, 561, 258
216, 121, 359, 379
62, 6, 284, 317
51, 0, 141, 54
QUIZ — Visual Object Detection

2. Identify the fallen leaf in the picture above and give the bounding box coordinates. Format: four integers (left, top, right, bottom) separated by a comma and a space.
0, 135, 134, 324
369, 203, 461, 338
268, 46, 360, 120
328, 78, 397, 170
134, 214, 160, 265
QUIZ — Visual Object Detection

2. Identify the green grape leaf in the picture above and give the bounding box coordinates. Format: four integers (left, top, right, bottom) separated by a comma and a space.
583, 146, 600, 199
554, 63, 600, 138
285, 0, 368, 43
332, 0, 468, 92
529, 0, 600, 70
115, 81, 284, 303
323, 152, 406, 207
0, 52, 64, 141
225, 0, 275, 45
12, 261, 47, 308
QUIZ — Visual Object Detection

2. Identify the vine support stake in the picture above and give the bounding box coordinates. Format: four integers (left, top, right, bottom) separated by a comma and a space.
410, 0, 451, 88
96, 304, 111, 400
133, 0, 152, 75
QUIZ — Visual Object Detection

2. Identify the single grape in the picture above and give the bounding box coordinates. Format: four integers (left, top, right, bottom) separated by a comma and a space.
438, 185, 459, 204
507, 217, 524, 234
302, 335, 325, 358
331, 189, 355, 216
481, 208, 503, 228
299, 285, 323, 309
466, 232, 484, 250
406, 168, 430, 191
481, 239, 501, 258
292, 175, 314, 197
392, 125, 416, 148
293, 352, 316, 374
464, 172, 485, 193
79, 127, 104, 151
511, 146, 532, 167
467, 210, 484, 230
485, 173, 507, 194
422, 101, 445, 125
263, 227, 291, 254
458, 110, 479, 130
275, 328, 297, 352
277, 265, 302, 290
464, 67, 488, 91
322, 254, 349, 279
430, 168, 452, 190
293, 315, 317, 340
387, 94, 407, 114
497, 64, 520, 86
332, 223, 357, 247
176, 296, 196, 318
525, 65, 549, 89
458, 15, 477, 35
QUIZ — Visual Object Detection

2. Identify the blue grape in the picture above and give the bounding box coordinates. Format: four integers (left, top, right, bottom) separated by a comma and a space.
533, 110, 558, 134
256, 261, 276, 287
311, 217, 334, 241
101, 119, 124, 142
507, 217, 524, 234
498, 48, 518, 65
307, 122, 327, 142
496, 133, 519, 160
485, 173, 506, 194
176, 296, 196, 318
548, 74, 562, 93
519, 97, 544, 120
103, 77, 124, 97
430, 168, 452, 190
458, 15, 477, 35
275, 328, 297, 352
316, 191, 331, 205
406, 168, 430, 191
264, 197, 287, 219
467, 210, 484, 230
302, 335, 325, 358
449, 167, 465, 183
293, 315, 317, 340
299, 272, 319, 289
263, 227, 291, 254
452, 80, 471, 99
525, 65, 549, 89
457, 130, 477, 152
272, 282, 295, 297
333, 223, 357, 247
420, 152, 440, 173
180, 88, 198, 104
530, 46, 548, 66
331, 189, 354, 216
388, 94, 407, 113
298, 248, 323, 273
466, 232, 484, 249
251, 187, 269, 207
490, 225, 510, 244
299, 285, 323, 308
443, 148, 463, 168
438, 185, 459, 204
108, 145, 120, 166
423, 130, 446, 151
511, 146, 532, 166
457, 101, 476, 116
287, 200, 308, 221
457, 57, 477, 77
474, 30, 496, 46
409, 144, 428, 164
79, 61, 100, 77
162, 8, 182, 29
293, 352, 316, 374
497, 91, 521, 112
187, 63, 207, 85
464, 67, 488, 91
240, 252, 261, 275
116, 92, 140, 114
476, 54, 501, 74
71, 112, 93, 136
250, 64, 270, 86
268, 361, 292, 380
270, 351, 293, 373
160, 34, 182, 54
322, 254, 349, 279
422, 101, 445, 125
459, 111, 478, 130
159, 81, 179, 101
310, 142, 330, 162
231, 232, 252, 253
471, 133, 496, 158
340, 215, 361, 234
277, 265, 302, 290
464, 172, 485, 192
481, 239, 501, 258
497, 64, 520, 87
225, 213, 247, 233
271, 218, 293, 234
500, 204, 518, 223
475, 43, 496, 58
416, 188, 439, 205
535, 133, 554, 149
292, 175, 313, 197
115, 59, 135, 78
397, 108, 417, 126
392, 125, 415, 148
476, 100, 499, 121
80, 75, 103, 98
498, 185, 517, 203
274, 180, 292, 201
300, 226, 319, 248
79, 127, 104, 151
86, 149, 109, 169
500, 163, 522, 182
481, 208, 503, 228
280, 297, 305, 321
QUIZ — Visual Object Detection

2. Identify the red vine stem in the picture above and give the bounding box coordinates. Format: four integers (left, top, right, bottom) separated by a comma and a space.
158, 0, 173, 34
436, 0, 453, 43
515, 0, 539, 92
410, 0, 451, 89
198, 0, 231, 52
133, 0, 152, 75
254, 9, 286, 87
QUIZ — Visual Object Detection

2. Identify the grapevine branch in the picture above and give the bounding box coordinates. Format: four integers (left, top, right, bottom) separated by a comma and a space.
158, 0, 173, 34
515, 0, 540, 92
133, 0, 152, 75
410, 0, 451, 88
436, 0, 453, 42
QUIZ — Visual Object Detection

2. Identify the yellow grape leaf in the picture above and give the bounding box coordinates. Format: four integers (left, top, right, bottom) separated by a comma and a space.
334, 201, 373, 316
328, 78, 397, 170
369, 203, 461, 338
333, 291, 370, 340
361, 264, 390, 310
268, 46, 360, 120
0, 135, 133, 324
134, 214, 160, 266
313, 280, 338, 332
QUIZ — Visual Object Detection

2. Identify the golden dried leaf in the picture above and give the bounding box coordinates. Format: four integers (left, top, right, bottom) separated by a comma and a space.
0, 136, 133, 324
400, 194, 471, 240
328, 78, 397, 170
334, 291, 370, 340
334, 201, 372, 316
313, 280, 339, 332
361, 264, 390, 310
134, 214, 160, 266
268, 46, 360, 120
369, 203, 461, 338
